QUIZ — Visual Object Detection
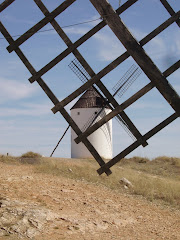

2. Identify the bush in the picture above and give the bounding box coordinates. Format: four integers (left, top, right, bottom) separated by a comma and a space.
21, 151, 42, 158
20, 152, 42, 164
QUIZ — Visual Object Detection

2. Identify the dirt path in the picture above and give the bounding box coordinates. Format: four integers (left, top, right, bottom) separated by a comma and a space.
0, 162, 179, 240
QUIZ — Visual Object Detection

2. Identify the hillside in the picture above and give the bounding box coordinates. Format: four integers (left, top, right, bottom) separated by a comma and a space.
0, 155, 180, 239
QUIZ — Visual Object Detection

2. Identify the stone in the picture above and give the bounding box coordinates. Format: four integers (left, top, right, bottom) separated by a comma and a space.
0, 198, 59, 239
119, 178, 133, 188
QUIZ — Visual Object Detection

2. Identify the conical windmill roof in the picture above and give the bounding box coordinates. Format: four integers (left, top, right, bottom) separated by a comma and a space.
71, 87, 109, 109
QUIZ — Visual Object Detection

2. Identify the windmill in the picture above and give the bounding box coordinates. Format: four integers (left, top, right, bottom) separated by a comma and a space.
50, 61, 141, 157
50, 62, 139, 157
1, 0, 179, 175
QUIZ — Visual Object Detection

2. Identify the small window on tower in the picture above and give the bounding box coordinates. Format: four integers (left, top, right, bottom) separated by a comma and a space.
96, 97, 102, 105
95, 111, 97, 114
77, 112, 80, 115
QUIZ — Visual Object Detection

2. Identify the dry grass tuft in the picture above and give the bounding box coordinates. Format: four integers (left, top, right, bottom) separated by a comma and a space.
0, 154, 19, 164
20, 151, 42, 164
119, 156, 180, 180
21, 151, 42, 158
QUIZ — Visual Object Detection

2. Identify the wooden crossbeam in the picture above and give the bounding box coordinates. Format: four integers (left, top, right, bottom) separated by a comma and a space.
97, 113, 178, 175
159, 0, 180, 27
6, 0, 76, 53
34, 0, 147, 147
140, 11, 180, 46
164, 60, 180, 77
90, 0, 180, 115
52, 11, 180, 113
0, 0, 15, 12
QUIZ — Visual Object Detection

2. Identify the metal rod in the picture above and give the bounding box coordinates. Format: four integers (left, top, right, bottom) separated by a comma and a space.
50, 125, 70, 157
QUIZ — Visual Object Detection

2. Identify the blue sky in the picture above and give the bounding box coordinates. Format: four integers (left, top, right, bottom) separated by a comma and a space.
0, 0, 179, 159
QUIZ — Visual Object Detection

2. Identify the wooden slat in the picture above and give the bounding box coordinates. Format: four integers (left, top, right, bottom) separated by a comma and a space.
90, 0, 180, 115
0, 0, 15, 12
140, 11, 180, 46
97, 113, 178, 175
163, 60, 180, 78
159, 0, 180, 27
116, 0, 138, 15
7, 0, 76, 53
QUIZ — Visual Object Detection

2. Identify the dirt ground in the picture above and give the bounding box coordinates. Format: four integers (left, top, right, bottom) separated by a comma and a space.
0, 162, 180, 240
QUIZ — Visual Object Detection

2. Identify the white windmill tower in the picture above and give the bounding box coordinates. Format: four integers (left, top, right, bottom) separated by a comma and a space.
49, 60, 141, 158
71, 87, 113, 159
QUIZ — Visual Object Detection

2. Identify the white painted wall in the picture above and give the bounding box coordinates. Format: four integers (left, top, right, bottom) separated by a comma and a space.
71, 108, 112, 159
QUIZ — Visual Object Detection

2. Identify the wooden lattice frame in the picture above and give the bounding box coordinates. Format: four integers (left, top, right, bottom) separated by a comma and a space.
0, 0, 179, 175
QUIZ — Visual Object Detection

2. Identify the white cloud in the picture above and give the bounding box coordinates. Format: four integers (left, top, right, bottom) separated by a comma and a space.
94, 30, 126, 61
64, 27, 89, 36
0, 77, 38, 103
0, 102, 52, 117
129, 101, 164, 110
64, 23, 178, 63
3, 14, 35, 25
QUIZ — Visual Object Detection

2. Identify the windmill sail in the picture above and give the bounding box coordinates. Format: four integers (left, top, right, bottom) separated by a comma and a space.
112, 64, 142, 99
68, 58, 91, 83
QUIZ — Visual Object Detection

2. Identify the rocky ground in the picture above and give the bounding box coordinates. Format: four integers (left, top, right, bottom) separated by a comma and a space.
0, 162, 180, 240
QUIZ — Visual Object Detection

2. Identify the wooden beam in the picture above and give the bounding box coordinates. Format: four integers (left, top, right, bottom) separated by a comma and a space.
7, 0, 76, 53
97, 113, 178, 175
140, 11, 180, 46
0, 0, 15, 12
159, 0, 180, 27
90, 0, 180, 115
163, 60, 180, 78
